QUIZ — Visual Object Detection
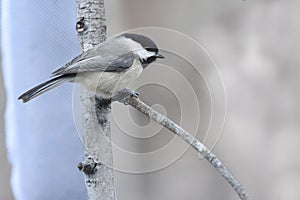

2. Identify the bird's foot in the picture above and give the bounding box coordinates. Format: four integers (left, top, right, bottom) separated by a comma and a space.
112, 88, 139, 105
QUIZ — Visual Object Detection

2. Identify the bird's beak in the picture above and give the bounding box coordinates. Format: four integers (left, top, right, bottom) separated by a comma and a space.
155, 52, 165, 59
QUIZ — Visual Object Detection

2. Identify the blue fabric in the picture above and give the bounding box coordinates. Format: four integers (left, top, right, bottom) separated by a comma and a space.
2, 0, 86, 199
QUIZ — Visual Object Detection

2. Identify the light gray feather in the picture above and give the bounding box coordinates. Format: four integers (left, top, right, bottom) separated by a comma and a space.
52, 37, 138, 76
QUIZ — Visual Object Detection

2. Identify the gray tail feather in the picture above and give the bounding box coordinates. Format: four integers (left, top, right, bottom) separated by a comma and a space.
18, 74, 76, 103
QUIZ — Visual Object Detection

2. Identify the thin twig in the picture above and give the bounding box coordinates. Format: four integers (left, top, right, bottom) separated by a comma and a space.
126, 96, 250, 200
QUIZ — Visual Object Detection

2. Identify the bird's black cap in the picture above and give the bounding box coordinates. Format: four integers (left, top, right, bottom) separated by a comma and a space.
121, 33, 159, 53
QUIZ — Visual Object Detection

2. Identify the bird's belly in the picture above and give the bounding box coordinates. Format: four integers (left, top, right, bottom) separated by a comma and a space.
80, 60, 143, 97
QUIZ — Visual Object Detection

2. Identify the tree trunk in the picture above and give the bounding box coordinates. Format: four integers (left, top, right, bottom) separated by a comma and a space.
76, 0, 115, 199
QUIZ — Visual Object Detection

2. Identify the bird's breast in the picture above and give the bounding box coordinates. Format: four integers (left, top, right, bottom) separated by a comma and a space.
79, 59, 143, 97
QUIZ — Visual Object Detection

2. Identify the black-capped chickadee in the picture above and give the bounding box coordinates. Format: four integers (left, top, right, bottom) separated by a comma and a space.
18, 33, 165, 103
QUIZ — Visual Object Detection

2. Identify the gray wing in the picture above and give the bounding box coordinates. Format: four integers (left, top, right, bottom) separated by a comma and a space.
52, 49, 136, 76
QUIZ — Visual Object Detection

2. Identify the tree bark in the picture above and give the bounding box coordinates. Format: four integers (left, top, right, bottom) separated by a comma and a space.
76, 0, 115, 199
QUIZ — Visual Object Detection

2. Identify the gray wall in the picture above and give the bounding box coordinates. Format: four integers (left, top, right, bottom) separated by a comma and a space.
107, 0, 300, 199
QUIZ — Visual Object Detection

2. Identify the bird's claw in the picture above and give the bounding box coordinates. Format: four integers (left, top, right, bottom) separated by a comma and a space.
112, 88, 139, 104
131, 90, 140, 98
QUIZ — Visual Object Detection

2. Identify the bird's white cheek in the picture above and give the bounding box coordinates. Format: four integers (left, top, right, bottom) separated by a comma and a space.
136, 49, 156, 60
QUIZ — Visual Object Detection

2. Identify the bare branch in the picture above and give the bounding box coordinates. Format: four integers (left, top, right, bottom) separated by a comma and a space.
76, 0, 115, 199
126, 96, 250, 200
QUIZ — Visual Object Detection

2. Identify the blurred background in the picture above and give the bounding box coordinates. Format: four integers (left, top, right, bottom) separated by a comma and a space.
1, 0, 300, 199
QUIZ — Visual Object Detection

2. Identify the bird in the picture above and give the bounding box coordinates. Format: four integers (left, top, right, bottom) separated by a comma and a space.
18, 33, 165, 103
